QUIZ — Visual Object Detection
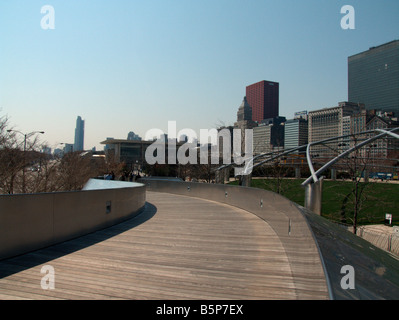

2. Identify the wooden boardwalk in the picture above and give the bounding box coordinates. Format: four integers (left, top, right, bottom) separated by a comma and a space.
0, 192, 327, 300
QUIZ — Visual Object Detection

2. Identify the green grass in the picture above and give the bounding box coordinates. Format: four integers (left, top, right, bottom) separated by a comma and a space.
229, 178, 399, 226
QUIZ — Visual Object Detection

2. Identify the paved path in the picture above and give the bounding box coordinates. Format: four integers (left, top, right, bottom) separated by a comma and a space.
0, 192, 326, 300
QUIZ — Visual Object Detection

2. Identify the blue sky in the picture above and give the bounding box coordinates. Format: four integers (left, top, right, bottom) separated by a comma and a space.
1, 0, 398, 150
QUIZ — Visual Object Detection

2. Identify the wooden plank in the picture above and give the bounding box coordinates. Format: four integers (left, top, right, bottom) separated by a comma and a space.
0, 191, 328, 300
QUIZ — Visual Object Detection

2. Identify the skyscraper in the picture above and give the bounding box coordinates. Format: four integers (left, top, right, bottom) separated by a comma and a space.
348, 40, 399, 116
284, 118, 308, 151
246, 80, 279, 122
74, 116, 85, 151
234, 96, 256, 134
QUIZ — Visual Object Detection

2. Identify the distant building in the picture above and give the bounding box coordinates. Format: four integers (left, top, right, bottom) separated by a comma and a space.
308, 102, 365, 158
179, 134, 188, 143
53, 148, 63, 157
104, 137, 114, 151
63, 143, 74, 154
253, 125, 272, 155
284, 118, 308, 152
294, 111, 308, 121
253, 117, 285, 155
234, 96, 257, 151
234, 96, 256, 128
74, 116, 85, 151
42, 146, 52, 155
350, 108, 367, 135
159, 134, 168, 142
338, 108, 368, 154
216, 125, 234, 161
348, 40, 399, 116
101, 138, 185, 169
246, 80, 279, 122
127, 131, 142, 141
366, 115, 399, 159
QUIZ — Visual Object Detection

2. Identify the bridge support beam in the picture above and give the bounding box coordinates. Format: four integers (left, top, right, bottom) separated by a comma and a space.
304, 177, 323, 215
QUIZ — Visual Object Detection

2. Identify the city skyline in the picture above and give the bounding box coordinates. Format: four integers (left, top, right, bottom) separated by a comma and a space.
1, 0, 398, 150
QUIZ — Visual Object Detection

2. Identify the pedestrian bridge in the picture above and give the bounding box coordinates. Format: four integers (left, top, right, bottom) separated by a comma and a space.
0, 179, 398, 300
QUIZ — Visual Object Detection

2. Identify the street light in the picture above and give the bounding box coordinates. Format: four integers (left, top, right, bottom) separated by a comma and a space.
7, 129, 45, 193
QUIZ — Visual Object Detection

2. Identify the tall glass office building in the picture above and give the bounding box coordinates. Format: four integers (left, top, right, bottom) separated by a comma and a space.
348, 40, 399, 116
284, 118, 308, 151
74, 116, 85, 151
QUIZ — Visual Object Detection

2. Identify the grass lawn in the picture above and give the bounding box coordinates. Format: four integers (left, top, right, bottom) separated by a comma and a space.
228, 178, 399, 226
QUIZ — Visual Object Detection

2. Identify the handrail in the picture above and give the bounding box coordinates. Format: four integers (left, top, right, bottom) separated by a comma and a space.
215, 128, 399, 185
302, 127, 399, 186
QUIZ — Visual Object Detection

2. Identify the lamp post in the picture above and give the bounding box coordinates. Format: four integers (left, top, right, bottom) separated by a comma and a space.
7, 129, 45, 193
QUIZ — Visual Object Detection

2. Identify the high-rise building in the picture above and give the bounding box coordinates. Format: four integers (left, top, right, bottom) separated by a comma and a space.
284, 118, 308, 151
348, 40, 399, 116
253, 117, 285, 155
235, 96, 254, 124
74, 116, 85, 152
246, 80, 279, 122
253, 125, 272, 155
234, 96, 257, 145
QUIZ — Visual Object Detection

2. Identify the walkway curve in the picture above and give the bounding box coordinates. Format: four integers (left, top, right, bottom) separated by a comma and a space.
0, 192, 328, 300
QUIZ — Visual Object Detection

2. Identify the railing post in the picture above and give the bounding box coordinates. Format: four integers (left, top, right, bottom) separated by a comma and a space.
304, 177, 324, 215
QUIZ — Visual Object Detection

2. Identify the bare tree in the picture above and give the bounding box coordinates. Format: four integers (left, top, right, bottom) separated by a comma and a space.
333, 136, 373, 234
55, 151, 103, 191
0, 115, 25, 194
0, 112, 108, 193
104, 150, 125, 178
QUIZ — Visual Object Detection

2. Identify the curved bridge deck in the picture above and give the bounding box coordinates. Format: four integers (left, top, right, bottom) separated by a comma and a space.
0, 192, 327, 300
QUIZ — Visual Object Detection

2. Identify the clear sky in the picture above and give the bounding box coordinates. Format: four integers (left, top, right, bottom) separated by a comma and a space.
1, 0, 398, 150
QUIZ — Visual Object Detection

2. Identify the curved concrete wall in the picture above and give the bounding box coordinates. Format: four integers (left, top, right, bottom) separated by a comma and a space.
0, 181, 146, 261
139, 178, 330, 299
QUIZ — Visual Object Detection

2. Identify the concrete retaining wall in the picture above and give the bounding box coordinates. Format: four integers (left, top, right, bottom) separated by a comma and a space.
0, 181, 146, 260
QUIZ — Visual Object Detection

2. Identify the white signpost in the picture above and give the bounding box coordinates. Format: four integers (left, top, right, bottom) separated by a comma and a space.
385, 213, 393, 226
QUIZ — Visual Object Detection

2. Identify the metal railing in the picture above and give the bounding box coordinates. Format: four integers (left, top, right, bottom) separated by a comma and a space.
215, 127, 399, 184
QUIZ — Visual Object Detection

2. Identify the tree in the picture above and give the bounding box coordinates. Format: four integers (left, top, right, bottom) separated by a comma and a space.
104, 150, 125, 178
0, 115, 25, 194
331, 135, 374, 234
56, 151, 104, 191
0, 112, 109, 194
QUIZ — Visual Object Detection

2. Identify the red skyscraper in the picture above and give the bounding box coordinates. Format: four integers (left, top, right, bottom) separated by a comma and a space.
246, 80, 279, 122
